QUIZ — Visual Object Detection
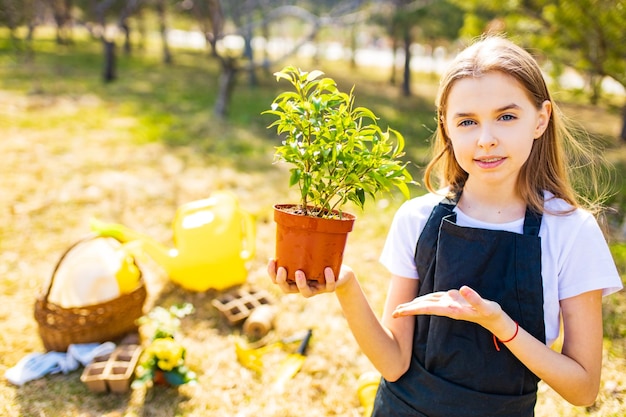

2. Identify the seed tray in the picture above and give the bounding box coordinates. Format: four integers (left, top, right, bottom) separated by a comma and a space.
81, 343, 142, 393
212, 288, 274, 325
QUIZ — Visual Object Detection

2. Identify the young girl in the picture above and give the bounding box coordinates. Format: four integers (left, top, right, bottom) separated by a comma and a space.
267, 36, 623, 416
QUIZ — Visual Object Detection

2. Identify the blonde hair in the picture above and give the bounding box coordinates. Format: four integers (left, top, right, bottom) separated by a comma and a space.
424, 35, 605, 215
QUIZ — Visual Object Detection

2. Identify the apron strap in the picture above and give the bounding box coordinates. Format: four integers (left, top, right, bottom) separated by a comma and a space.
523, 209, 542, 237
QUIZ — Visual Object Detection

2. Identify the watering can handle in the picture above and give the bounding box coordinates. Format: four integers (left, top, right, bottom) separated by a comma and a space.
90, 218, 142, 243
239, 209, 256, 261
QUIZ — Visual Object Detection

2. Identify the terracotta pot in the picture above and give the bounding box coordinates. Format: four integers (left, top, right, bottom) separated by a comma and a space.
273, 204, 356, 284
153, 369, 168, 386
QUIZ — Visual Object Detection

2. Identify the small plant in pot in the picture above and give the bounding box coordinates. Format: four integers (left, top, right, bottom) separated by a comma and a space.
263, 66, 414, 284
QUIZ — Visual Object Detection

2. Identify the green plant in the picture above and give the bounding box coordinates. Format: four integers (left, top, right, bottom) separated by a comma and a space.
263, 66, 414, 218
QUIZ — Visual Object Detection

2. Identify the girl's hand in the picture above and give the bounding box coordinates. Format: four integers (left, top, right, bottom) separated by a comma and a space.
267, 259, 355, 298
392, 285, 505, 331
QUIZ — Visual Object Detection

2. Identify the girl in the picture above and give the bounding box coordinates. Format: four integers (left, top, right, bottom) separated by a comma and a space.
268, 36, 623, 416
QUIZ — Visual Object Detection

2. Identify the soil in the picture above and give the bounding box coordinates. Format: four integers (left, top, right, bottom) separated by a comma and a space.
274, 203, 356, 220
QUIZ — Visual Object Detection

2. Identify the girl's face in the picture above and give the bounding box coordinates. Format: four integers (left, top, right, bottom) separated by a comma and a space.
444, 71, 551, 191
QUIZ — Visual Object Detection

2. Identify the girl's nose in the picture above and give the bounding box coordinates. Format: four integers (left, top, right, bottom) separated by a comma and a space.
477, 126, 497, 148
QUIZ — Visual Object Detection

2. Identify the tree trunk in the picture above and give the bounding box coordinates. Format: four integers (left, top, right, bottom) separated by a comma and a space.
262, 21, 270, 75
121, 22, 131, 55
349, 24, 357, 69
389, 36, 397, 86
136, 8, 146, 51
214, 58, 238, 118
156, 0, 172, 64
243, 15, 257, 87
51, 0, 73, 44
103, 40, 116, 83
27, 21, 36, 41
402, 29, 411, 97
588, 72, 602, 105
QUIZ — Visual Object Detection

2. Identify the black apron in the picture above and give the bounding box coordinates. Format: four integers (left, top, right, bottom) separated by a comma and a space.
372, 196, 546, 417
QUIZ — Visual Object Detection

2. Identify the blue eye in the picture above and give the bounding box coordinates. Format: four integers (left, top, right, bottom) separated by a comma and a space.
459, 120, 475, 127
500, 114, 516, 121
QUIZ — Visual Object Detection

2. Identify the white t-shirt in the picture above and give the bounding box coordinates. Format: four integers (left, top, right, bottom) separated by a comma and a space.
379, 191, 623, 346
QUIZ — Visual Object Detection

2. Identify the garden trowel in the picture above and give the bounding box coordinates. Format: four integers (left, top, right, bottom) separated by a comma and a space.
235, 330, 311, 374
272, 328, 313, 392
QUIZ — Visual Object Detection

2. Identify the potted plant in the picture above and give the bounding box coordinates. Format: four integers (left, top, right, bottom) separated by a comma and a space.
263, 66, 414, 284
132, 303, 197, 388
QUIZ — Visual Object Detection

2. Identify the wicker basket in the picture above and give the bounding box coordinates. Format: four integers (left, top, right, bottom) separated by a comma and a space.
34, 235, 147, 352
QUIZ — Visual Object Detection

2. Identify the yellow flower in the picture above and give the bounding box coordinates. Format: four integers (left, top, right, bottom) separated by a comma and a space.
148, 338, 185, 372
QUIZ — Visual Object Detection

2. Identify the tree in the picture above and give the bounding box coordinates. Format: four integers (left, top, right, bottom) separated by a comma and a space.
371, 0, 464, 96
154, 0, 172, 63
189, 0, 366, 119
44, 0, 73, 44
453, 0, 626, 140
73, 0, 147, 82
0, 0, 47, 45
538, 0, 626, 140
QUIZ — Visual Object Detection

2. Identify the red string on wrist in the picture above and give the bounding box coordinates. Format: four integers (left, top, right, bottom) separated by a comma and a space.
493, 321, 519, 352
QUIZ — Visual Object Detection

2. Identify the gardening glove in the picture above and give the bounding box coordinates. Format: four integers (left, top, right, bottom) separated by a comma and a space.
67, 341, 116, 367
4, 342, 116, 386
4, 352, 67, 386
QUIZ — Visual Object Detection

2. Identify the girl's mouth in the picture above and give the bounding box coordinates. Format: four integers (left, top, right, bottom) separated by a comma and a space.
474, 157, 505, 168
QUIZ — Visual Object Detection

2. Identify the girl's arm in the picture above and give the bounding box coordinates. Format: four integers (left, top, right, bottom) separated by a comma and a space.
268, 260, 418, 381
335, 270, 418, 381
504, 290, 603, 406
393, 286, 603, 406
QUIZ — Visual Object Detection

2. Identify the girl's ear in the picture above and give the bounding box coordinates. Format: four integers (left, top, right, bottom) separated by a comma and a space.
535, 100, 552, 139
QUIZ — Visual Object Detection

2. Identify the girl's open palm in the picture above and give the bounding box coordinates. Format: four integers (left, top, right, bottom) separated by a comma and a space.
392, 285, 504, 329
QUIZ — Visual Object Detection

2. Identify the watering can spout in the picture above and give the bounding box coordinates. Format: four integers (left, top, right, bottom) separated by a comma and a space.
137, 235, 180, 274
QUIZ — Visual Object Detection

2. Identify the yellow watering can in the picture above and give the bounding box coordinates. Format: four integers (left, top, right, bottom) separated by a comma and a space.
91, 191, 256, 292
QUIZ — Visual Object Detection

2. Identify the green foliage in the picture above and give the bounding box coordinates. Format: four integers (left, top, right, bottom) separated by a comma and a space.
603, 244, 626, 344
452, 0, 626, 99
378, 0, 464, 50
263, 66, 415, 218
413, 0, 465, 41
609, 244, 626, 279
0, 0, 38, 29
137, 303, 195, 341
541, 0, 626, 88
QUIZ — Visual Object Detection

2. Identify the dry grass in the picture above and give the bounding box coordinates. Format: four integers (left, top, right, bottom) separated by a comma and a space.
1, 38, 625, 417
0, 86, 386, 417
